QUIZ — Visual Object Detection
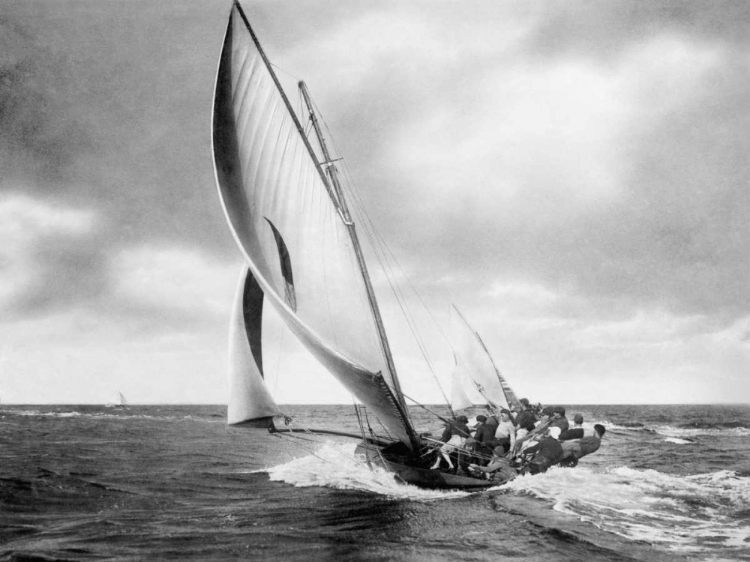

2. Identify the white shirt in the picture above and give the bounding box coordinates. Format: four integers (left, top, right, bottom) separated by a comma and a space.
494, 419, 516, 439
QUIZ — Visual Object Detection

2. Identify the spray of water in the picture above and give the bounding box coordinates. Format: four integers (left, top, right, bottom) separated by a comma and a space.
263, 441, 470, 501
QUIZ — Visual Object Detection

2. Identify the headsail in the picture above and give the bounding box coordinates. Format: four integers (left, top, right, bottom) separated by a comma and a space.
227, 267, 280, 424
449, 305, 520, 411
450, 361, 476, 412
212, 2, 416, 447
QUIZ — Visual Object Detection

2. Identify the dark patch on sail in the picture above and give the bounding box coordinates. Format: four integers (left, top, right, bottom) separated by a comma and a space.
241, 268, 265, 378
264, 219, 297, 311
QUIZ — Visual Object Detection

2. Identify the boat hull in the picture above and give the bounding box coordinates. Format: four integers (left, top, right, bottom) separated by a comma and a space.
355, 441, 496, 490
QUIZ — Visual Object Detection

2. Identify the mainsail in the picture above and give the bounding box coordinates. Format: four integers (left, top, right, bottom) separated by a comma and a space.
212, 2, 417, 447
449, 305, 520, 411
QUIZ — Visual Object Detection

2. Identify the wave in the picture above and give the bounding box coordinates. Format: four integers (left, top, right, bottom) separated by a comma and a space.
654, 425, 750, 438
0, 408, 224, 423
504, 466, 750, 557
597, 420, 750, 438
264, 441, 468, 501
663, 437, 696, 445
264, 443, 750, 557
0, 409, 85, 418
677, 420, 749, 430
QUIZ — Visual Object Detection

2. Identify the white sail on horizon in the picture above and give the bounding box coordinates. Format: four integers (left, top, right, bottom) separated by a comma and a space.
106, 391, 127, 407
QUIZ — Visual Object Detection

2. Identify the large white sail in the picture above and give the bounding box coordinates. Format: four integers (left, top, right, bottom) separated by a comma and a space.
213, 2, 415, 446
449, 305, 519, 411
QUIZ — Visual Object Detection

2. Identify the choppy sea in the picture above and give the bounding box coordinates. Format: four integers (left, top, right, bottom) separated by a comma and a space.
1, 404, 749, 561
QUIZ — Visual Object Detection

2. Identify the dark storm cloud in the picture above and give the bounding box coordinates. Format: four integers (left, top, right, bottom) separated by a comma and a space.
1, 0, 236, 235
1, 1, 236, 317
0, 17, 93, 184
3, 0, 747, 330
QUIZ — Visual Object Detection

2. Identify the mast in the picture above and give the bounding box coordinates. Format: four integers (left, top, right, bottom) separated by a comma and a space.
298, 81, 408, 413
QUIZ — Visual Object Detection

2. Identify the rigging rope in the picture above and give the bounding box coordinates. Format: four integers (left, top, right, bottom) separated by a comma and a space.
287, 80, 491, 418
303, 94, 454, 408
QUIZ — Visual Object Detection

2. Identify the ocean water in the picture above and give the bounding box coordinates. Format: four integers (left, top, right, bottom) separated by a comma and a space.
1, 404, 749, 562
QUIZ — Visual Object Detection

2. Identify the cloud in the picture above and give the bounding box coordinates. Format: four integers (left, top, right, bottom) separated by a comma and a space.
112, 244, 239, 318
0, 192, 99, 316
1, 2, 233, 257
2, 1, 747, 404
0, 16, 93, 184
339, 24, 748, 327
526, 0, 750, 59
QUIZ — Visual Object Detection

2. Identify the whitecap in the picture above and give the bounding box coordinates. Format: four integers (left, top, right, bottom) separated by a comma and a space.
654, 425, 750, 438
664, 437, 695, 444
504, 466, 750, 555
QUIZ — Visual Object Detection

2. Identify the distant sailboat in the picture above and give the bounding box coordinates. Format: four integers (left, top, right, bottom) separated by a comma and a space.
212, 1, 513, 489
106, 391, 127, 409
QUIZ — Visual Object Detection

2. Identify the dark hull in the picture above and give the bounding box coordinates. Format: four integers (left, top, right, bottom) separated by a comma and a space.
355, 441, 496, 491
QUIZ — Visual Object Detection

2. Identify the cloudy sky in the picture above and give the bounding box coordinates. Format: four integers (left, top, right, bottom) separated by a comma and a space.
1, 0, 748, 406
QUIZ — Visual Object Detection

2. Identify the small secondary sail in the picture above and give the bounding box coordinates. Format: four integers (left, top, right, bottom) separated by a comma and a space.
227, 267, 281, 424
212, 2, 415, 447
449, 305, 520, 411
450, 362, 476, 412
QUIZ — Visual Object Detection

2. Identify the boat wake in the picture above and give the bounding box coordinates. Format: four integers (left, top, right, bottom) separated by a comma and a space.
262, 442, 750, 557
264, 441, 469, 501
504, 465, 750, 557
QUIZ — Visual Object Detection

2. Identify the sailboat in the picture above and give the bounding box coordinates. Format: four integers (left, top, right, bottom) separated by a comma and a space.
212, 1, 513, 490
106, 391, 127, 409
